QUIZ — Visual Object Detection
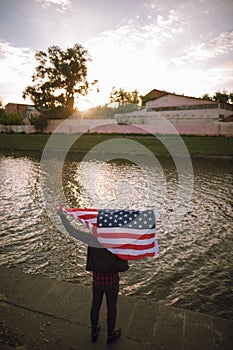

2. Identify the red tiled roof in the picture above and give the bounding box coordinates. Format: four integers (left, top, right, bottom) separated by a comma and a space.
142, 89, 168, 104
142, 89, 217, 104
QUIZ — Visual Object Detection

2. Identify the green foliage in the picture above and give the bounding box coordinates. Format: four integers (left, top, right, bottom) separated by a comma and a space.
114, 103, 140, 113
213, 90, 230, 104
29, 115, 48, 133
79, 105, 116, 119
0, 107, 5, 119
201, 93, 213, 101
109, 87, 141, 107
229, 92, 233, 104
201, 90, 233, 104
23, 43, 98, 118
0, 111, 24, 125
77, 103, 142, 119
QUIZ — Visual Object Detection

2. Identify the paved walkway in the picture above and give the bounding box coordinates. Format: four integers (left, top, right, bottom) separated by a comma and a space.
0, 266, 232, 350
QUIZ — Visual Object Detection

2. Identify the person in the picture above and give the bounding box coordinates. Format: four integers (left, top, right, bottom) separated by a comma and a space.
57, 208, 129, 345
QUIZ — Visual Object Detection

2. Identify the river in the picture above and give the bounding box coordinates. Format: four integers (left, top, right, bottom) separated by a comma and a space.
0, 151, 232, 320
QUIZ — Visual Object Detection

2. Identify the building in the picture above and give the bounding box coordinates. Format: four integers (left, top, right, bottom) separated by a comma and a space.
5, 103, 40, 118
114, 89, 233, 136
142, 89, 233, 120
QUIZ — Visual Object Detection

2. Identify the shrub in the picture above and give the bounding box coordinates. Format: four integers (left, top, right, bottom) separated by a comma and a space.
0, 108, 5, 118
0, 111, 24, 125
29, 115, 48, 133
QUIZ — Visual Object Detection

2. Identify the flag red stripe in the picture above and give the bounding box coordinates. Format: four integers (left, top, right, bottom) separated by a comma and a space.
101, 242, 155, 250
64, 208, 99, 213
60, 206, 158, 260
113, 252, 155, 260
96, 232, 155, 240
77, 214, 98, 220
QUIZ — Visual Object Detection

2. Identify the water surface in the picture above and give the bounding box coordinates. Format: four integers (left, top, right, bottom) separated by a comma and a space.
0, 152, 232, 319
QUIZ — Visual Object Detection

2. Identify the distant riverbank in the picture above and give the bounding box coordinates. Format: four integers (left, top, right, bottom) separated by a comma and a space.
0, 133, 232, 157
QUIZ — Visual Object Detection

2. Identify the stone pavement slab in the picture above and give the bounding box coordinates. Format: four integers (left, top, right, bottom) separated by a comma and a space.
0, 266, 233, 350
153, 304, 184, 350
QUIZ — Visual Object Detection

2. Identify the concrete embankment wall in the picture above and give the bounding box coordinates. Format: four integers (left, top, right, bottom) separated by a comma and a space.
33, 118, 233, 136
1, 118, 233, 136
1, 266, 233, 350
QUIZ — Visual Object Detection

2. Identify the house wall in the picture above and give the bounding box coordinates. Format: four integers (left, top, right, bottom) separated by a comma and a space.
115, 108, 232, 124
5, 103, 28, 115
146, 94, 215, 109
152, 107, 232, 119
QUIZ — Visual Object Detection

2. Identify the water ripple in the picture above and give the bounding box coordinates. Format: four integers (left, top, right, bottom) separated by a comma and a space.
0, 154, 232, 319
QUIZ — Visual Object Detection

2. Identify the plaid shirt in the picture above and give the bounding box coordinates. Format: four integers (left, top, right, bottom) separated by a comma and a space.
93, 271, 119, 286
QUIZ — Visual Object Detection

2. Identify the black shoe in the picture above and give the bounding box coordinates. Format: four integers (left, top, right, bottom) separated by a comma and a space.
92, 324, 100, 342
107, 328, 121, 345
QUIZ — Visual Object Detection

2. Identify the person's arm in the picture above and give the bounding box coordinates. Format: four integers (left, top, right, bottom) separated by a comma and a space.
58, 211, 102, 247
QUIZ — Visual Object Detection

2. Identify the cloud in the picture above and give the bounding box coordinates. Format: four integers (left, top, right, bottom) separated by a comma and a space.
171, 31, 233, 65
164, 30, 233, 96
204, 31, 233, 55
83, 11, 187, 104
84, 6, 233, 105
88, 8, 185, 55
1, 0, 232, 105
35, 0, 71, 11
0, 41, 35, 82
0, 41, 36, 103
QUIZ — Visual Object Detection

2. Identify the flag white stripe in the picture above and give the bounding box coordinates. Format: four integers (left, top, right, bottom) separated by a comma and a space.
108, 246, 158, 256
97, 237, 155, 246
60, 206, 159, 260
97, 227, 155, 234
83, 218, 97, 224
65, 212, 97, 224
67, 214, 97, 220
63, 209, 98, 216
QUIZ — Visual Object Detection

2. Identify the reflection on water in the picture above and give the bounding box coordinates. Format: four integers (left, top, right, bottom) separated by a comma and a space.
0, 152, 232, 319
63, 160, 167, 211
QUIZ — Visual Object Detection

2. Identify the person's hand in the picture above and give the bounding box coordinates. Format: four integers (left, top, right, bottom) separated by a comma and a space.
57, 206, 65, 217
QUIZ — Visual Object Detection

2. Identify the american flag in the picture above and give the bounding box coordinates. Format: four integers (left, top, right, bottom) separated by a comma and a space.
59, 207, 159, 260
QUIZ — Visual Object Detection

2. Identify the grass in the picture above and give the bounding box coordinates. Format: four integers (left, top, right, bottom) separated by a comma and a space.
0, 133, 232, 156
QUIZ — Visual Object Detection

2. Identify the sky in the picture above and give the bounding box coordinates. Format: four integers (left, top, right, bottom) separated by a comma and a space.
0, 0, 233, 110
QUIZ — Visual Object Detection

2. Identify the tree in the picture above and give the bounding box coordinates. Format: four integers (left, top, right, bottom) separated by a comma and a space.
0, 99, 5, 119
130, 89, 141, 105
200, 90, 233, 104
79, 105, 116, 119
23, 43, 98, 118
229, 92, 233, 104
109, 87, 141, 107
110, 87, 129, 107
201, 93, 213, 101
212, 90, 230, 104
29, 115, 48, 133
0, 107, 5, 120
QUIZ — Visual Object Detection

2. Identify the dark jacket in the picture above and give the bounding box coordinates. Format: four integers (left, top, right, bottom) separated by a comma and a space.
60, 214, 129, 273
